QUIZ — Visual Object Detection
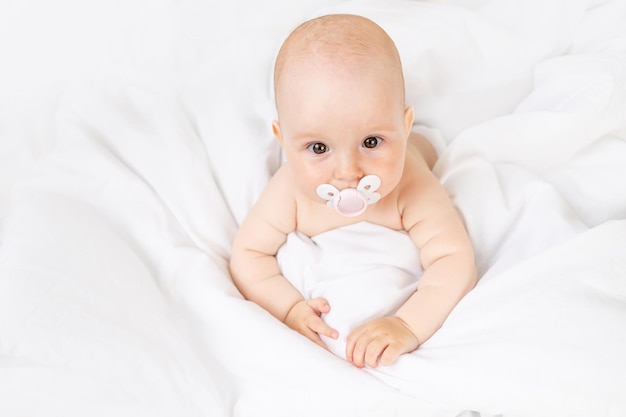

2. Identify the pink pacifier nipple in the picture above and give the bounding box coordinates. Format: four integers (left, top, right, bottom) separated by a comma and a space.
334, 188, 367, 216
316, 175, 381, 217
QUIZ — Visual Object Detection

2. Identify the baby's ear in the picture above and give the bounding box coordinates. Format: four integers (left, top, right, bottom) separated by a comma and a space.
272, 120, 285, 146
403, 106, 415, 137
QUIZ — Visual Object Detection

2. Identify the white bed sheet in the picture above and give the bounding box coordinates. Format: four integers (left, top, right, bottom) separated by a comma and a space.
1, 0, 626, 416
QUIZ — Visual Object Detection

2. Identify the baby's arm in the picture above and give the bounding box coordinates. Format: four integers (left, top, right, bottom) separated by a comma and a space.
229, 166, 338, 348
346, 162, 477, 368
397, 168, 477, 346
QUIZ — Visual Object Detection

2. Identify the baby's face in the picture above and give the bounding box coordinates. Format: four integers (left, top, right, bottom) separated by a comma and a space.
274, 58, 413, 205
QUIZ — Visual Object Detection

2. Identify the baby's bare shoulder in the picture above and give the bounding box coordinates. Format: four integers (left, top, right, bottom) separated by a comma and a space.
263, 164, 297, 199
401, 142, 440, 192
398, 141, 452, 231
408, 131, 437, 170
246, 164, 297, 234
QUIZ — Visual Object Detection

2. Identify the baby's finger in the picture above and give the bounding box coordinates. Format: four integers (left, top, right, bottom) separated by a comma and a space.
302, 327, 329, 350
307, 297, 331, 314
345, 323, 368, 363
379, 342, 403, 366
347, 331, 376, 368
310, 316, 338, 340
364, 337, 389, 368
345, 332, 357, 363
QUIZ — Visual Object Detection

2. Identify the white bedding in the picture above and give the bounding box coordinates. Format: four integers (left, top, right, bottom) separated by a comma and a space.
1, 0, 626, 416
277, 222, 423, 358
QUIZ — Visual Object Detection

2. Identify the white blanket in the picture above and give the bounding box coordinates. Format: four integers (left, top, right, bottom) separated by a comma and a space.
277, 222, 423, 358
2, 0, 626, 416
372, 220, 626, 416
279, 220, 626, 416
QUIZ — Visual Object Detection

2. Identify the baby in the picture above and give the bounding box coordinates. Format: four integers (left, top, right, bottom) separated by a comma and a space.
229, 14, 477, 368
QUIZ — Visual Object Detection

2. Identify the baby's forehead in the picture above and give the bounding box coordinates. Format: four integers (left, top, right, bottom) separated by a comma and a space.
274, 14, 405, 105
283, 47, 380, 78
278, 21, 396, 83
283, 15, 392, 61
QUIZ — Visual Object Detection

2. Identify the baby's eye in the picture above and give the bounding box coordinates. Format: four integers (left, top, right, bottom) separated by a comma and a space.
308, 142, 328, 154
362, 136, 382, 149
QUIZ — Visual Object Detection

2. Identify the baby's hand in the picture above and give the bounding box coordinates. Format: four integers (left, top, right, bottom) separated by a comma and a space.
346, 317, 419, 368
284, 298, 339, 350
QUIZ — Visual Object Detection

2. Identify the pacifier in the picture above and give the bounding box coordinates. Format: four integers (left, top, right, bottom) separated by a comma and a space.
316, 175, 381, 217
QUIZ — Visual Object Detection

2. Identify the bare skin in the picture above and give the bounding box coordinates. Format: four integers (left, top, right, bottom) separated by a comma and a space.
230, 14, 477, 368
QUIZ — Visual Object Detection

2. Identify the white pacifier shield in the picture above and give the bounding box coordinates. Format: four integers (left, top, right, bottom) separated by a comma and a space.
316, 175, 381, 217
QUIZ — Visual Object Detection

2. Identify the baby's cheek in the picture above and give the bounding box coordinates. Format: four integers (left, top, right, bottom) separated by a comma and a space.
379, 172, 403, 197
290, 165, 316, 188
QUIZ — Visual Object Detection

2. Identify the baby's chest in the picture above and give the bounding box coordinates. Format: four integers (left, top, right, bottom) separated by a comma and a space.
295, 199, 404, 237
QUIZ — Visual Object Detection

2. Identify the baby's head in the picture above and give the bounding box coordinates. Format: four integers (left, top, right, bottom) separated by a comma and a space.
273, 14, 406, 113
272, 14, 413, 210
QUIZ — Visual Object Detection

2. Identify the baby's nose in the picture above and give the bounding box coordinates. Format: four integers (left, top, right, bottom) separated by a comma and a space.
334, 154, 362, 186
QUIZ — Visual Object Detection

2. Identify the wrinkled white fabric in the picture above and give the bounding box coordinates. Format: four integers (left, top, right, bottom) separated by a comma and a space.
1, 0, 626, 416
278, 222, 422, 358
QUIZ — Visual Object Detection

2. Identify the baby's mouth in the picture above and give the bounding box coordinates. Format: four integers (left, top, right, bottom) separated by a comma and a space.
316, 175, 381, 217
